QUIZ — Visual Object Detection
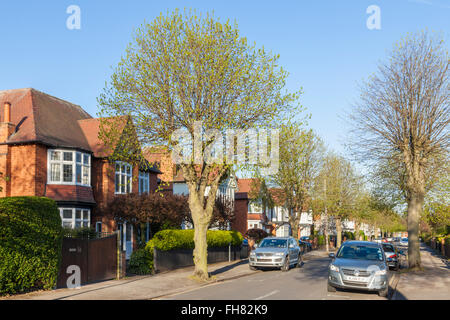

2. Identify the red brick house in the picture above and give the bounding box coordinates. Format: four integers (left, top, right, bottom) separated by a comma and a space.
0, 88, 161, 258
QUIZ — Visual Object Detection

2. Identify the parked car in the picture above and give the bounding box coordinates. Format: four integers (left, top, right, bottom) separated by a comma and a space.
400, 238, 408, 246
381, 243, 400, 271
327, 241, 390, 297
300, 236, 310, 241
249, 237, 302, 271
386, 237, 393, 242
392, 237, 401, 245
299, 240, 312, 253
373, 237, 383, 243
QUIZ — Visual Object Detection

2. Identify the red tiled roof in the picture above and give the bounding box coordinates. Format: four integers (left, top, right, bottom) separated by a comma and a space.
0, 88, 92, 150
45, 185, 96, 204
248, 213, 263, 221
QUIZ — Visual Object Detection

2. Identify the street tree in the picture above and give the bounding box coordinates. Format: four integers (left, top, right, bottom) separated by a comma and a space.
313, 153, 361, 248
97, 10, 301, 280
348, 31, 449, 269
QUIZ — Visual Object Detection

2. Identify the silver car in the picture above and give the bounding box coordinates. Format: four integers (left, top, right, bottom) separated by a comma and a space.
249, 237, 302, 272
328, 241, 390, 297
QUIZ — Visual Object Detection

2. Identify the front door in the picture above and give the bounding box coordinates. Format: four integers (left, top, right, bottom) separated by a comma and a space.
118, 222, 133, 260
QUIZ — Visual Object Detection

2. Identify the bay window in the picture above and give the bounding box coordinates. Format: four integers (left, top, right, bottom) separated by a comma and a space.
115, 161, 132, 194
48, 150, 91, 186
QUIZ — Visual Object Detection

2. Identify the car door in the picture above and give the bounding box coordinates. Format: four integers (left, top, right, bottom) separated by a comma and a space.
289, 239, 298, 263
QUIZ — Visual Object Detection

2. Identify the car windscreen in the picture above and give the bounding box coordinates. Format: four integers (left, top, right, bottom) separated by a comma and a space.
336, 244, 384, 261
382, 244, 394, 252
259, 239, 288, 248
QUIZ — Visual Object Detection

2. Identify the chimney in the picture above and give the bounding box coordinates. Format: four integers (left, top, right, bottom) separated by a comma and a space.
4, 102, 11, 123
0, 101, 15, 142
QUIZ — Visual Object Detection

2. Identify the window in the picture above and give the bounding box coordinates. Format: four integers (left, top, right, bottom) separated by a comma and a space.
139, 171, 149, 194
48, 150, 91, 186
59, 208, 90, 229
115, 161, 132, 194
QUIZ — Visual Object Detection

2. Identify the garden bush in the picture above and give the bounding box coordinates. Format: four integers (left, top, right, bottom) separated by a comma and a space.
127, 247, 153, 275
151, 229, 244, 251
0, 197, 63, 295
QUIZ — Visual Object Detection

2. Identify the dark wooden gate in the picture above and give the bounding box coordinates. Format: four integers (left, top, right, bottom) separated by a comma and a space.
57, 233, 118, 288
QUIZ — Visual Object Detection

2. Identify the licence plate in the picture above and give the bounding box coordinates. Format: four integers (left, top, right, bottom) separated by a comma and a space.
345, 276, 368, 282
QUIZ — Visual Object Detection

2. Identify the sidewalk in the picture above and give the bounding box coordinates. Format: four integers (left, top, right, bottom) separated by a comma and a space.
2, 249, 325, 300
392, 243, 450, 300
2, 258, 258, 300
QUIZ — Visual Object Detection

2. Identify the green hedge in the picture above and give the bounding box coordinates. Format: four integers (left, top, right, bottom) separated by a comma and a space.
0, 197, 63, 295
127, 247, 153, 275
151, 229, 244, 251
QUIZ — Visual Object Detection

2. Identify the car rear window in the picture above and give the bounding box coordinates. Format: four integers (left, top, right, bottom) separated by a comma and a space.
383, 244, 394, 252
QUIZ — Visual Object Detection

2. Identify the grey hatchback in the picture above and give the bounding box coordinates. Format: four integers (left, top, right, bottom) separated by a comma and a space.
249, 237, 302, 271
328, 241, 390, 297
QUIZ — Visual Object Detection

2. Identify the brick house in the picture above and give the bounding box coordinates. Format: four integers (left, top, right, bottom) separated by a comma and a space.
0, 88, 161, 259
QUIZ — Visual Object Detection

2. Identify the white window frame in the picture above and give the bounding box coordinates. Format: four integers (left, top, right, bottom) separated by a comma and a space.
60, 208, 91, 229
138, 171, 150, 194
115, 161, 133, 194
48, 149, 91, 186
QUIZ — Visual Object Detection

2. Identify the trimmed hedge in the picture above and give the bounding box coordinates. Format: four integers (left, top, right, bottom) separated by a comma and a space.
0, 197, 63, 295
151, 229, 244, 251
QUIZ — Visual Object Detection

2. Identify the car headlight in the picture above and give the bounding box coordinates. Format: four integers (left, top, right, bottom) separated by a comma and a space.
329, 264, 339, 272
375, 269, 387, 275
250, 252, 256, 257
274, 252, 285, 256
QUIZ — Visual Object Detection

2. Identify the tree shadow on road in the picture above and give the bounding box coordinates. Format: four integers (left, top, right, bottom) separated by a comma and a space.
209, 259, 249, 277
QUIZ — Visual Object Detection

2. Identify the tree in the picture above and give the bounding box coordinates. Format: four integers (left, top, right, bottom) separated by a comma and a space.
348, 31, 449, 269
267, 124, 323, 239
313, 153, 361, 248
97, 10, 300, 280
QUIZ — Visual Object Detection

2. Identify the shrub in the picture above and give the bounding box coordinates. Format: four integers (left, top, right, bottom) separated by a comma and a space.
152, 229, 244, 251
343, 231, 355, 240
62, 226, 98, 239
244, 228, 268, 243
317, 235, 325, 246
127, 248, 153, 275
0, 197, 63, 295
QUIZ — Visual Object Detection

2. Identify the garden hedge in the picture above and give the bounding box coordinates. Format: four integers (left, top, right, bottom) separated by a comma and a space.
151, 229, 244, 251
0, 197, 63, 295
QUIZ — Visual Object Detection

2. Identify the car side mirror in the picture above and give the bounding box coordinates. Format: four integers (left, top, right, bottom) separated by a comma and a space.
329, 253, 335, 259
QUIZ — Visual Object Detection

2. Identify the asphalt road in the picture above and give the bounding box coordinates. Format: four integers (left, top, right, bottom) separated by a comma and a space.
160, 254, 398, 300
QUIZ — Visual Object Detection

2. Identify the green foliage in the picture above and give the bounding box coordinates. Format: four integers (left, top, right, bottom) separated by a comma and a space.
62, 227, 98, 239
317, 235, 325, 246
343, 231, 355, 240
152, 229, 243, 251
127, 247, 153, 275
0, 197, 63, 295
244, 228, 268, 243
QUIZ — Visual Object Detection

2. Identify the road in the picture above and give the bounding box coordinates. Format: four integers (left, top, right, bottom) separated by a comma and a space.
159, 254, 399, 300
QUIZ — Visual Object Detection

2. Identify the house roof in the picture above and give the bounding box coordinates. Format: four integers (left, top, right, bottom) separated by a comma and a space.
0, 89, 160, 173
0, 88, 93, 150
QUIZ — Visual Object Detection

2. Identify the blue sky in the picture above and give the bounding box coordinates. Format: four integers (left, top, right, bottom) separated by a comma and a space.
0, 0, 449, 159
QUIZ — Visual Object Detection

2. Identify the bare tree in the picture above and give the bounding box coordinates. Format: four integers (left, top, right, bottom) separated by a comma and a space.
348, 31, 449, 270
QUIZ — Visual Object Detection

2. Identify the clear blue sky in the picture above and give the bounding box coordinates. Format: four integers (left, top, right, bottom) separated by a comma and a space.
0, 0, 448, 158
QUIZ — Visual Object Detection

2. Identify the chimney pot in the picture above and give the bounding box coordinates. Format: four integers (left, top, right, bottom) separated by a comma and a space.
4, 102, 11, 123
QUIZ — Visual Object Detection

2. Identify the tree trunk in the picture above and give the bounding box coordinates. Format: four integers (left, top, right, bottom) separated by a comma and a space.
192, 216, 209, 280
407, 192, 424, 270
336, 217, 342, 248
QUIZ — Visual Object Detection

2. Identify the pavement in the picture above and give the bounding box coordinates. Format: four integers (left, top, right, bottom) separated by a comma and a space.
391, 243, 450, 300
2, 249, 325, 301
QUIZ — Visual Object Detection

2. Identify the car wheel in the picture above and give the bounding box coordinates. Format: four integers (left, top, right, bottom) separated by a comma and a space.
327, 283, 336, 292
297, 254, 303, 268
378, 287, 389, 297
282, 256, 290, 272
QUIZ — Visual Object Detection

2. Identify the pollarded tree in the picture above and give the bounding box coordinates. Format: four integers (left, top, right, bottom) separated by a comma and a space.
348, 31, 449, 270
97, 9, 301, 280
